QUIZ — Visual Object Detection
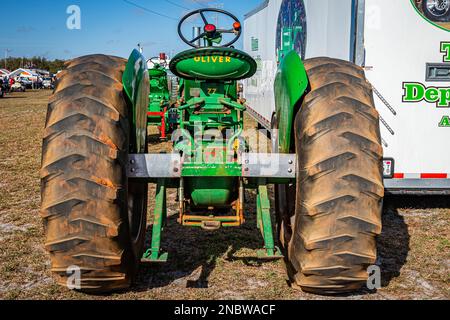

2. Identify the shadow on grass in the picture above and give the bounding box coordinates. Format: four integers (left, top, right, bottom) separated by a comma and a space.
147, 133, 166, 145
377, 197, 410, 288
377, 195, 449, 288
131, 191, 447, 295
132, 190, 275, 291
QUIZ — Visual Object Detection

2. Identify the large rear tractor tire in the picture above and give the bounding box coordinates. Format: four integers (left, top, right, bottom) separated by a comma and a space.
287, 57, 384, 294
40, 55, 148, 293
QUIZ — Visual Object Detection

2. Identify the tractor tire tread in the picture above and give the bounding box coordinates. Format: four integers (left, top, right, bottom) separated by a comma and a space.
287, 57, 383, 295
41, 54, 139, 293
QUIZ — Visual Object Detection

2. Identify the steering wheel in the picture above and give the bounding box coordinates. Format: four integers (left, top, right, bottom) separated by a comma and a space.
147, 56, 166, 67
178, 9, 242, 48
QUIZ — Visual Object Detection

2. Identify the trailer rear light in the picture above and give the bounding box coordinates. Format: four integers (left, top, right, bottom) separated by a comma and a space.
389, 173, 449, 179
383, 158, 395, 179
420, 173, 448, 179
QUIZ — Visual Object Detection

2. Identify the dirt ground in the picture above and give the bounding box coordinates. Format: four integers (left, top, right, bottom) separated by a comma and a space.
0, 90, 448, 300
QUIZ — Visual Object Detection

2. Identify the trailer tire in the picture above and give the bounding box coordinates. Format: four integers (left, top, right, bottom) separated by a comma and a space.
287, 57, 384, 294
422, 0, 450, 22
40, 54, 147, 293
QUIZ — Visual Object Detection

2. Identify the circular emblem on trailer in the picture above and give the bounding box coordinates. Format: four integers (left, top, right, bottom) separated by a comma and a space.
412, 0, 450, 31
276, 0, 307, 61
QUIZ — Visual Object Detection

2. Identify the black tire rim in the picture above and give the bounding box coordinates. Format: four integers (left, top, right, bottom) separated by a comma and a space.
128, 182, 147, 244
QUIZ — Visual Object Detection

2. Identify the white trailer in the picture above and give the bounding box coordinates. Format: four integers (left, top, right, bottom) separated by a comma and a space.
243, 0, 450, 194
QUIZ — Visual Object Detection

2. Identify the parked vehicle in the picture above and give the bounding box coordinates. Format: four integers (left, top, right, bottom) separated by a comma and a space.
16, 77, 33, 89
42, 77, 54, 90
39, 6, 386, 295
10, 82, 26, 92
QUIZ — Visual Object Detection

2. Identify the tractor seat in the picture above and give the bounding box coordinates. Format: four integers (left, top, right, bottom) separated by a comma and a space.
169, 47, 257, 81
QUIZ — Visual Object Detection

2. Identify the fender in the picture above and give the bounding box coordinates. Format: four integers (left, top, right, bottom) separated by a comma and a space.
123, 49, 150, 153
274, 50, 309, 153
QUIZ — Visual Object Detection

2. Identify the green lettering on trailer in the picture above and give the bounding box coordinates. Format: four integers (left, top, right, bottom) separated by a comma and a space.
440, 88, 450, 107
441, 42, 450, 62
425, 88, 439, 101
403, 83, 450, 107
439, 116, 450, 127
403, 83, 425, 102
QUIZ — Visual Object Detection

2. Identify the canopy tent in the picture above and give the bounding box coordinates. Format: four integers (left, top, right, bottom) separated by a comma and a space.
7, 68, 40, 81
0, 69, 10, 77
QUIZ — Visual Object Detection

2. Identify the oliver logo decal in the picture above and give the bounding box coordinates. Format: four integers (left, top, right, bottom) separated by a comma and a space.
194, 56, 232, 63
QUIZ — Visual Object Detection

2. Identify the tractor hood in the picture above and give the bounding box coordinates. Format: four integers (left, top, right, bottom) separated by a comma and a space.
169, 47, 257, 81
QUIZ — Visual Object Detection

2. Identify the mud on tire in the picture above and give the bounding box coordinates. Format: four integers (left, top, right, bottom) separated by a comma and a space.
286, 57, 384, 294
40, 54, 147, 293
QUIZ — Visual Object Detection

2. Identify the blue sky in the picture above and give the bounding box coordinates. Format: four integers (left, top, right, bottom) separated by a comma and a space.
1, 0, 262, 60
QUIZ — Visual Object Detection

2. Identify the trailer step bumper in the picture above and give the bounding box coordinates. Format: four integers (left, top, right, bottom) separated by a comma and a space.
384, 178, 450, 195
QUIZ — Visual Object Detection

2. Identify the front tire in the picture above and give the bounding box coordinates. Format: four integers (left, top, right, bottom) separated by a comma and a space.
287, 57, 384, 294
40, 54, 147, 293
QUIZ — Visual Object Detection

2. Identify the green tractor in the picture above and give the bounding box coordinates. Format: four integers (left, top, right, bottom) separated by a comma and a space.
40, 8, 383, 294
147, 54, 175, 140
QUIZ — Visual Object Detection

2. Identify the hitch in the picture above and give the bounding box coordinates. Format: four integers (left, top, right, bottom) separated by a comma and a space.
141, 179, 168, 263
256, 183, 283, 260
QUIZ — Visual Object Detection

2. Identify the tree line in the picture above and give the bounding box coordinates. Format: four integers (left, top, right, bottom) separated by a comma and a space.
0, 57, 67, 74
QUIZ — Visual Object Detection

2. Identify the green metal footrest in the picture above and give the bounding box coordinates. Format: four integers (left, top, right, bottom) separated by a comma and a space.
256, 183, 283, 260
141, 249, 168, 263
141, 179, 168, 263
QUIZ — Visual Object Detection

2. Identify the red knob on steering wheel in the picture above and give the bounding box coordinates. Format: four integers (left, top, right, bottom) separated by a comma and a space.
178, 8, 242, 48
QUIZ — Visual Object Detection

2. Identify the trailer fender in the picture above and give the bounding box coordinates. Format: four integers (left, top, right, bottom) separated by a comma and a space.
123, 49, 150, 153
274, 50, 309, 153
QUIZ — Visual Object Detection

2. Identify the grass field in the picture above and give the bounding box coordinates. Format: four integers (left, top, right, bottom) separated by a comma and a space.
0, 90, 448, 300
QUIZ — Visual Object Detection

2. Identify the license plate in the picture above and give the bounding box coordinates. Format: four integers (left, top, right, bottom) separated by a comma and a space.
383, 158, 395, 179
